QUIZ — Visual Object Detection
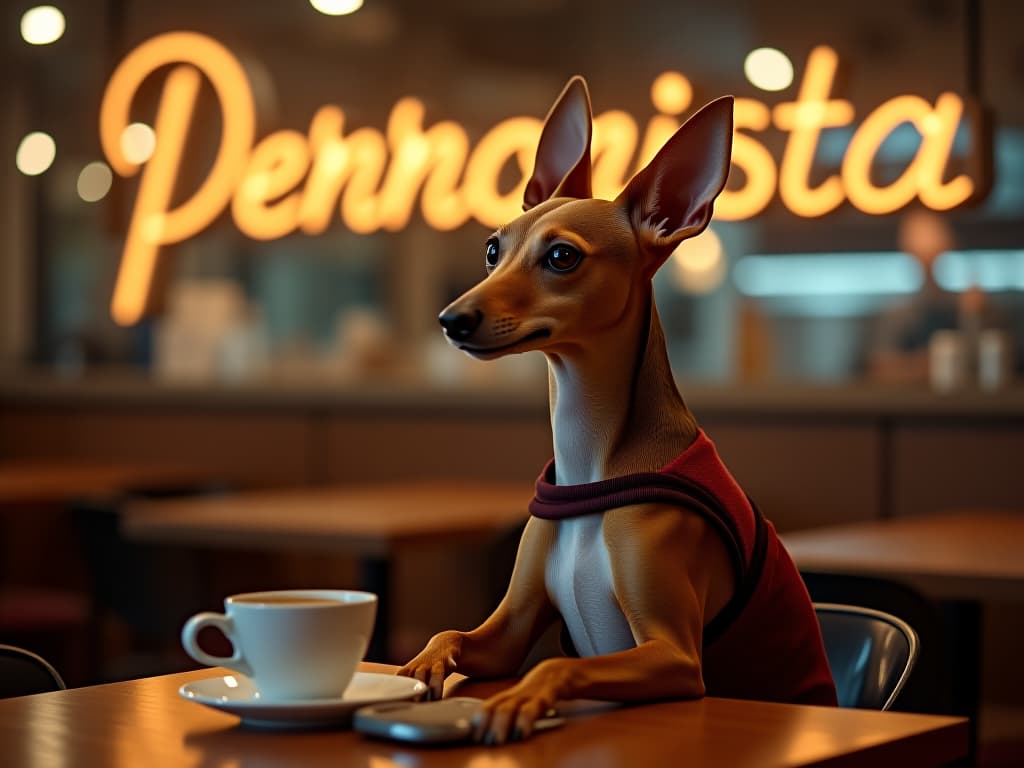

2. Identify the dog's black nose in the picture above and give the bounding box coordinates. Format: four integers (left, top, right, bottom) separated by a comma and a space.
439, 309, 482, 341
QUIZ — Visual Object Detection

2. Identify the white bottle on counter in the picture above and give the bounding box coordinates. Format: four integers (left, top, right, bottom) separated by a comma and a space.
928, 330, 968, 392
978, 330, 1013, 391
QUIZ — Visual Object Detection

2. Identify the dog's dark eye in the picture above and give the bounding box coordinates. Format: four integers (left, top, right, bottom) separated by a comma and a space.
484, 239, 500, 269
544, 244, 583, 273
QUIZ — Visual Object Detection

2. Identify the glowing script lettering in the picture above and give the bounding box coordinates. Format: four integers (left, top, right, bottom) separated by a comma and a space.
100, 33, 988, 325
100, 32, 255, 325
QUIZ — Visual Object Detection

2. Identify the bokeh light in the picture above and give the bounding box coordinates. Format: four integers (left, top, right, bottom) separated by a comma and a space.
16, 132, 57, 176
671, 226, 727, 294
21, 5, 66, 45
77, 161, 113, 202
744, 47, 794, 92
309, 0, 364, 16
120, 122, 156, 164
651, 71, 693, 115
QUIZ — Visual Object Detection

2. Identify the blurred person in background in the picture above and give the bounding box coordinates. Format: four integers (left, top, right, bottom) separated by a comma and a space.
865, 209, 999, 384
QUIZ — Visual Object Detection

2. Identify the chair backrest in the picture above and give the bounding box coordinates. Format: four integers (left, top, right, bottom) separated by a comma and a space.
0, 644, 66, 698
814, 603, 919, 711
802, 573, 949, 714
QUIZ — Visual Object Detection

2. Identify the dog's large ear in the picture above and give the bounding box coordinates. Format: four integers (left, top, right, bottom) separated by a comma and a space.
523, 76, 593, 210
616, 96, 733, 266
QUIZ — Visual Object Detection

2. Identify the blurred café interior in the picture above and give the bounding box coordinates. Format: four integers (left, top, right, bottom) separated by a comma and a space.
1, 0, 1023, 762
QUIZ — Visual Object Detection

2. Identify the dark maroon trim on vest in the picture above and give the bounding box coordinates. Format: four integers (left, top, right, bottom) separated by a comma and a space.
705, 500, 768, 644
531, 460, 746, 567
530, 460, 768, 646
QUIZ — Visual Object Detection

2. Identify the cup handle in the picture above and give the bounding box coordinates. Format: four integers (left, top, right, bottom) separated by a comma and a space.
180, 612, 252, 677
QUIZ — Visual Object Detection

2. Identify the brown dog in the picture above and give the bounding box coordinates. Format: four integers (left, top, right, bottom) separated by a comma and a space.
399, 77, 835, 744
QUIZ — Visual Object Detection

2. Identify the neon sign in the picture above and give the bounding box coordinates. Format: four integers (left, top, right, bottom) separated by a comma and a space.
100, 32, 989, 325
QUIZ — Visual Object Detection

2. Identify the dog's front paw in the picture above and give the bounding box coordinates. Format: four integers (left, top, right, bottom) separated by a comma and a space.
396, 630, 463, 701
473, 658, 571, 744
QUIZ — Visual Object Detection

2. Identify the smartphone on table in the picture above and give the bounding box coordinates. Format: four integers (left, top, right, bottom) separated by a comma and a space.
353, 697, 565, 744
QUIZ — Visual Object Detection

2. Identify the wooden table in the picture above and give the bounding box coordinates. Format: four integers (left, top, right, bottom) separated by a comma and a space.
0, 459, 212, 581
0, 662, 967, 767
121, 482, 532, 660
782, 510, 1024, 603
0, 461, 209, 505
0, 460, 217, 685
782, 510, 1024, 763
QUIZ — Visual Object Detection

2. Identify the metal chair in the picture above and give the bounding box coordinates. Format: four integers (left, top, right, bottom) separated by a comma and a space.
802, 573, 949, 714
815, 603, 919, 711
0, 644, 66, 698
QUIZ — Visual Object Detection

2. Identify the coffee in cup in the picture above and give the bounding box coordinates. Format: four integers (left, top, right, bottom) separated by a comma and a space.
181, 589, 377, 701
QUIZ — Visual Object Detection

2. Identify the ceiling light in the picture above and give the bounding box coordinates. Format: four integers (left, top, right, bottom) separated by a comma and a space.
744, 47, 794, 92
16, 132, 56, 176
309, 0, 364, 16
21, 6, 66, 45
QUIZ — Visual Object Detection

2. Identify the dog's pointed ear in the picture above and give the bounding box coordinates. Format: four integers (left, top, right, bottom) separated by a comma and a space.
523, 76, 593, 210
616, 96, 733, 265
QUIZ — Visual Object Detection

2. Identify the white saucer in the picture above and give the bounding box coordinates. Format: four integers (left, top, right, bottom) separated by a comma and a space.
179, 671, 427, 729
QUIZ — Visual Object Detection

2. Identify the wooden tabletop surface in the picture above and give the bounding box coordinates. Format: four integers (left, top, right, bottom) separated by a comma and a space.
121, 481, 532, 555
782, 509, 1024, 602
0, 662, 967, 768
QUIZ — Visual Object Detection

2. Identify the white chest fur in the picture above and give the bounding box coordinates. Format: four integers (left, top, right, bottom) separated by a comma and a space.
544, 515, 637, 657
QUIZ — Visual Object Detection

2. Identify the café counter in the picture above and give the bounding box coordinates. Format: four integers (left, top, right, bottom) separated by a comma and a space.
2, 371, 1023, 529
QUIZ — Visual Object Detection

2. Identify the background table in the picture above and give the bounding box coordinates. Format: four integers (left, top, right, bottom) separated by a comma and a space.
781, 510, 1024, 602
782, 509, 1024, 763
121, 481, 532, 660
0, 459, 210, 587
0, 461, 208, 506
0, 662, 967, 767
0, 460, 214, 684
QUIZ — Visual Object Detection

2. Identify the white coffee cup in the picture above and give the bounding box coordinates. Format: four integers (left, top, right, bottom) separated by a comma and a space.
181, 589, 377, 701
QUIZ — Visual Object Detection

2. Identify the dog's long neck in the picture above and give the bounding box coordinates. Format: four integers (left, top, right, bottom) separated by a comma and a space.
546, 292, 698, 485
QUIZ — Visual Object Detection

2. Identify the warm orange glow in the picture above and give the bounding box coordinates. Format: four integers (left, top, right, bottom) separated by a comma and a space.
637, 73, 693, 170
672, 225, 726, 294
232, 130, 310, 239
917, 94, 975, 210
99, 33, 987, 324
462, 117, 541, 227
842, 92, 974, 214
651, 72, 692, 115
592, 111, 639, 199
772, 46, 855, 218
100, 32, 255, 325
338, 126, 388, 235
298, 106, 351, 235
717, 98, 776, 221
297, 101, 470, 236
377, 98, 470, 232
111, 65, 203, 326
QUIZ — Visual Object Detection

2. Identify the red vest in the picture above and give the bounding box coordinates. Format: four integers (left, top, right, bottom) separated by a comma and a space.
530, 430, 837, 706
